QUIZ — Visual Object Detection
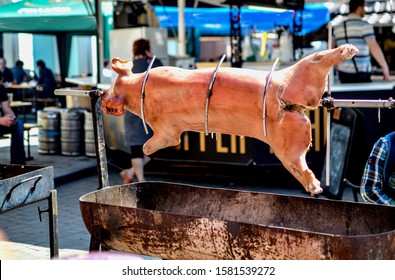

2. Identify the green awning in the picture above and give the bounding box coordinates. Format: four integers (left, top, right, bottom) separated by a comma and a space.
0, 0, 98, 32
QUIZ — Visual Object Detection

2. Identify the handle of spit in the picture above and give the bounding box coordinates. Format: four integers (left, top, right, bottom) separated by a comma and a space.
320, 98, 395, 108
54, 89, 109, 190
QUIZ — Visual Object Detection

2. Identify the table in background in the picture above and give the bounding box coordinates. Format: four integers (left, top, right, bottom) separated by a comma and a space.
6, 83, 44, 120
5, 83, 36, 100
10, 101, 33, 122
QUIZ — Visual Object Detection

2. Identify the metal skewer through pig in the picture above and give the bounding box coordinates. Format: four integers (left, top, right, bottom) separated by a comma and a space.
101, 44, 359, 196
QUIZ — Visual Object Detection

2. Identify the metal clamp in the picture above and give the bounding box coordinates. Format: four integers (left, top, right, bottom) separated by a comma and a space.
262, 57, 279, 137
205, 53, 226, 135
140, 55, 157, 134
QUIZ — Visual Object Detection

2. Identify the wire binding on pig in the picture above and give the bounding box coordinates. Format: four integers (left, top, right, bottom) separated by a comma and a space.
140, 55, 156, 134
205, 53, 227, 136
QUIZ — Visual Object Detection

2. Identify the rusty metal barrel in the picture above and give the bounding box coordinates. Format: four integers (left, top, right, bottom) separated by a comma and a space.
37, 110, 61, 154
60, 109, 85, 156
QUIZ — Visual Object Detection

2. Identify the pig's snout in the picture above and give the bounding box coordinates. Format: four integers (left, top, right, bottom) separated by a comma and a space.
101, 92, 125, 116
341, 44, 359, 59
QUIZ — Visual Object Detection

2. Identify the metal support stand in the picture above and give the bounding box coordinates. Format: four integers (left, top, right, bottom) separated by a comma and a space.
292, 9, 304, 60
37, 192, 59, 258
55, 89, 109, 190
89, 91, 109, 190
229, 4, 242, 68
48, 189, 59, 258
55, 89, 109, 253
325, 22, 333, 189
37, 190, 59, 258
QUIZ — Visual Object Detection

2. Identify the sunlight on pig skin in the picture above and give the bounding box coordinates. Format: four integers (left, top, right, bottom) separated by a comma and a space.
101, 44, 359, 196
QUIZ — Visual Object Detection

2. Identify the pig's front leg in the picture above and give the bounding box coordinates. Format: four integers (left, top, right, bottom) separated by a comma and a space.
280, 157, 322, 195
284, 159, 322, 195
271, 112, 322, 195
143, 123, 183, 155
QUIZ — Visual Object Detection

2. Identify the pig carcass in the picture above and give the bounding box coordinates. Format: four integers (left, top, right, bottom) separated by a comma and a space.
101, 44, 358, 195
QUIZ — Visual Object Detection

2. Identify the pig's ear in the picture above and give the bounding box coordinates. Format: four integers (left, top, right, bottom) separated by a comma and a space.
111, 57, 133, 76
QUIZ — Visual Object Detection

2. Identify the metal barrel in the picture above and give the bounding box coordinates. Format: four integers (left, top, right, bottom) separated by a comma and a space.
37, 110, 61, 154
83, 110, 96, 157
60, 109, 85, 156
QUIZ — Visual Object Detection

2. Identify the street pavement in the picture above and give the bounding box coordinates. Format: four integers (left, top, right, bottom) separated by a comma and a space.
0, 127, 360, 260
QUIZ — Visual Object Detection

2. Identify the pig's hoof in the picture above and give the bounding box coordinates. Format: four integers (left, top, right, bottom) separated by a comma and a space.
142, 146, 150, 155
306, 181, 323, 196
142, 144, 154, 156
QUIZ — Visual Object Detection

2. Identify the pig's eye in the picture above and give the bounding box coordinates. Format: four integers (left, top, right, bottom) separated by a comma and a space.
312, 54, 324, 62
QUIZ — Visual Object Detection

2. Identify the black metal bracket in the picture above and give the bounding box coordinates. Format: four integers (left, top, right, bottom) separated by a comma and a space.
37, 206, 49, 222
88, 90, 109, 190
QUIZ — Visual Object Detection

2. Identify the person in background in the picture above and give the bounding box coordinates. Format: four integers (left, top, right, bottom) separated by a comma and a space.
102, 60, 113, 81
383, 29, 395, 70
120, 38, 163, 184
332, 0, 390, 83
36, 59, 56, 98
360, 131, 395, 206
0, 57, 14, 84
0, 71, 26, 165
11, 60, 32, 84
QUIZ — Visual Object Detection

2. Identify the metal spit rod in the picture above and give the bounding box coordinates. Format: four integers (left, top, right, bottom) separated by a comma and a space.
325, 21, 333, 187
54, 89, 394, 192
320, 97, 395, 109
54, 89, 109, 190
54, 89, 95, 96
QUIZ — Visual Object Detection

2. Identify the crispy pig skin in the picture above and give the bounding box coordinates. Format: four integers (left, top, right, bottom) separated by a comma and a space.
101, 44, 358, 195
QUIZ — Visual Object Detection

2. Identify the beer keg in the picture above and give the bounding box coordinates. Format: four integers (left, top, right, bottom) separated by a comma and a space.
84, 110, 96, 157
60, 109, 84, 156
37, 110, 61, 154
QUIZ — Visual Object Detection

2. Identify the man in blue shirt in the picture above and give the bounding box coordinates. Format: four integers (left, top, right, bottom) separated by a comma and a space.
361, 132, 395, 206
11, 60, 32, 84
36, 60, 56, 98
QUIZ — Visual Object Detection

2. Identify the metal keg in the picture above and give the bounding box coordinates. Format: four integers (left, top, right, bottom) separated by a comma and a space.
83, 110, 96, 157
60, 109, 84, 156
37, 110, 61, 154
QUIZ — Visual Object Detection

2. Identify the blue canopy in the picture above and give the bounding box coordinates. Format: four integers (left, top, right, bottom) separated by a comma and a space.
154, 4, 330, 36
